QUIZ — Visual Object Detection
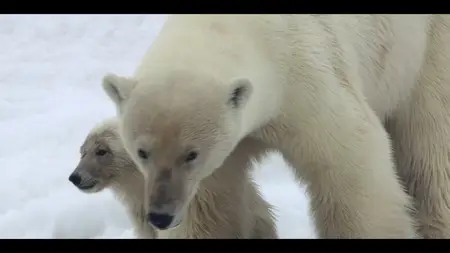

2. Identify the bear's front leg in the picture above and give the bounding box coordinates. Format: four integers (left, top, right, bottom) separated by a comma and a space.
257, 91, 417, 238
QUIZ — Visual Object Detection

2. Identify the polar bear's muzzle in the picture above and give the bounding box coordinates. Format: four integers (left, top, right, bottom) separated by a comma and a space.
68, 172, 101, 193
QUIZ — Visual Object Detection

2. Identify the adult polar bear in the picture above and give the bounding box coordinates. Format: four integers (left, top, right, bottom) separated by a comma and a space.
101, 14, 450, 238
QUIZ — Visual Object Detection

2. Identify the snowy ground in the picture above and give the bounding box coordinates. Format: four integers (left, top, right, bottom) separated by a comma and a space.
0, 14, 315, 239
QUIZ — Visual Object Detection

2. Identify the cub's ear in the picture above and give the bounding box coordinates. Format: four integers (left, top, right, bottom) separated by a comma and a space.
102, 73, 137, 113
227, 77, 253, 109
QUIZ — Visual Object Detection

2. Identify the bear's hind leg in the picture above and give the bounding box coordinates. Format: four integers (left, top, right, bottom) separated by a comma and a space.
385, 16, 450, 239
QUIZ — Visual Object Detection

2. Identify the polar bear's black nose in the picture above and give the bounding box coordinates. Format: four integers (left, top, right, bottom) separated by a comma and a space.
147, 212, 174, 230
69, 173, 81, 186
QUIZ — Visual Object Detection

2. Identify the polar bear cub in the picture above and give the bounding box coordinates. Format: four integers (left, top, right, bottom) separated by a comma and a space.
100, 14, 450, 238
68, 117, 277, 239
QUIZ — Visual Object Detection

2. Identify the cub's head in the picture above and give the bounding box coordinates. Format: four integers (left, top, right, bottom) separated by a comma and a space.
101, 70, 253, 231
69, 117, 136, 194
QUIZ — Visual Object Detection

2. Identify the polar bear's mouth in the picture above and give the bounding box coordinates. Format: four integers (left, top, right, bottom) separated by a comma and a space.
172, 219, 181, 228
78, 181, 98, 190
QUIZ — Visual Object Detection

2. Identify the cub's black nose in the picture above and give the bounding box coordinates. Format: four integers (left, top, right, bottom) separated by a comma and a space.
147, 212, 174, 230
69, 173, 81, 186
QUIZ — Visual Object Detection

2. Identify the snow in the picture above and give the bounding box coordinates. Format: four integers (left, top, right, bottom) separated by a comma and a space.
0, 14, 315, 238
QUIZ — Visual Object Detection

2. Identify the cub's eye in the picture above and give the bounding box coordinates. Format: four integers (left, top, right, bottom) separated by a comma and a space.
96, 149, 107, 156
185, 151, 198, 163
138, 149, 149, 160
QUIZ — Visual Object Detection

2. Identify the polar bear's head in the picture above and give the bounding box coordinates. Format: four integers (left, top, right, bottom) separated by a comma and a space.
68, 118, 138, 194
101, 70, 253, 230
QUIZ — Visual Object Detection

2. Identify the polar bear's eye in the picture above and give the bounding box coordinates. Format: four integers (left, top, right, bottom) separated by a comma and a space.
96, 149, 107, 156
185, 151, 198, 163
137, 149, 149, 160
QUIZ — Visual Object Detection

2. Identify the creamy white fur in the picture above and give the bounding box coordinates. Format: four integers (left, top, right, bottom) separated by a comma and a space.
71, 118, 278, 239
101, 14, 450, 238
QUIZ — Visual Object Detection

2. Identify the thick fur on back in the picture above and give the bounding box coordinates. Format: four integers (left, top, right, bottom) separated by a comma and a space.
71, 118, 277, 239
101, 15, 450, 238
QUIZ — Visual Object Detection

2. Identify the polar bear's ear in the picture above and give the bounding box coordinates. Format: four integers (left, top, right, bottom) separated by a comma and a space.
102, 73, 137, 110
227, 77, 253, 109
